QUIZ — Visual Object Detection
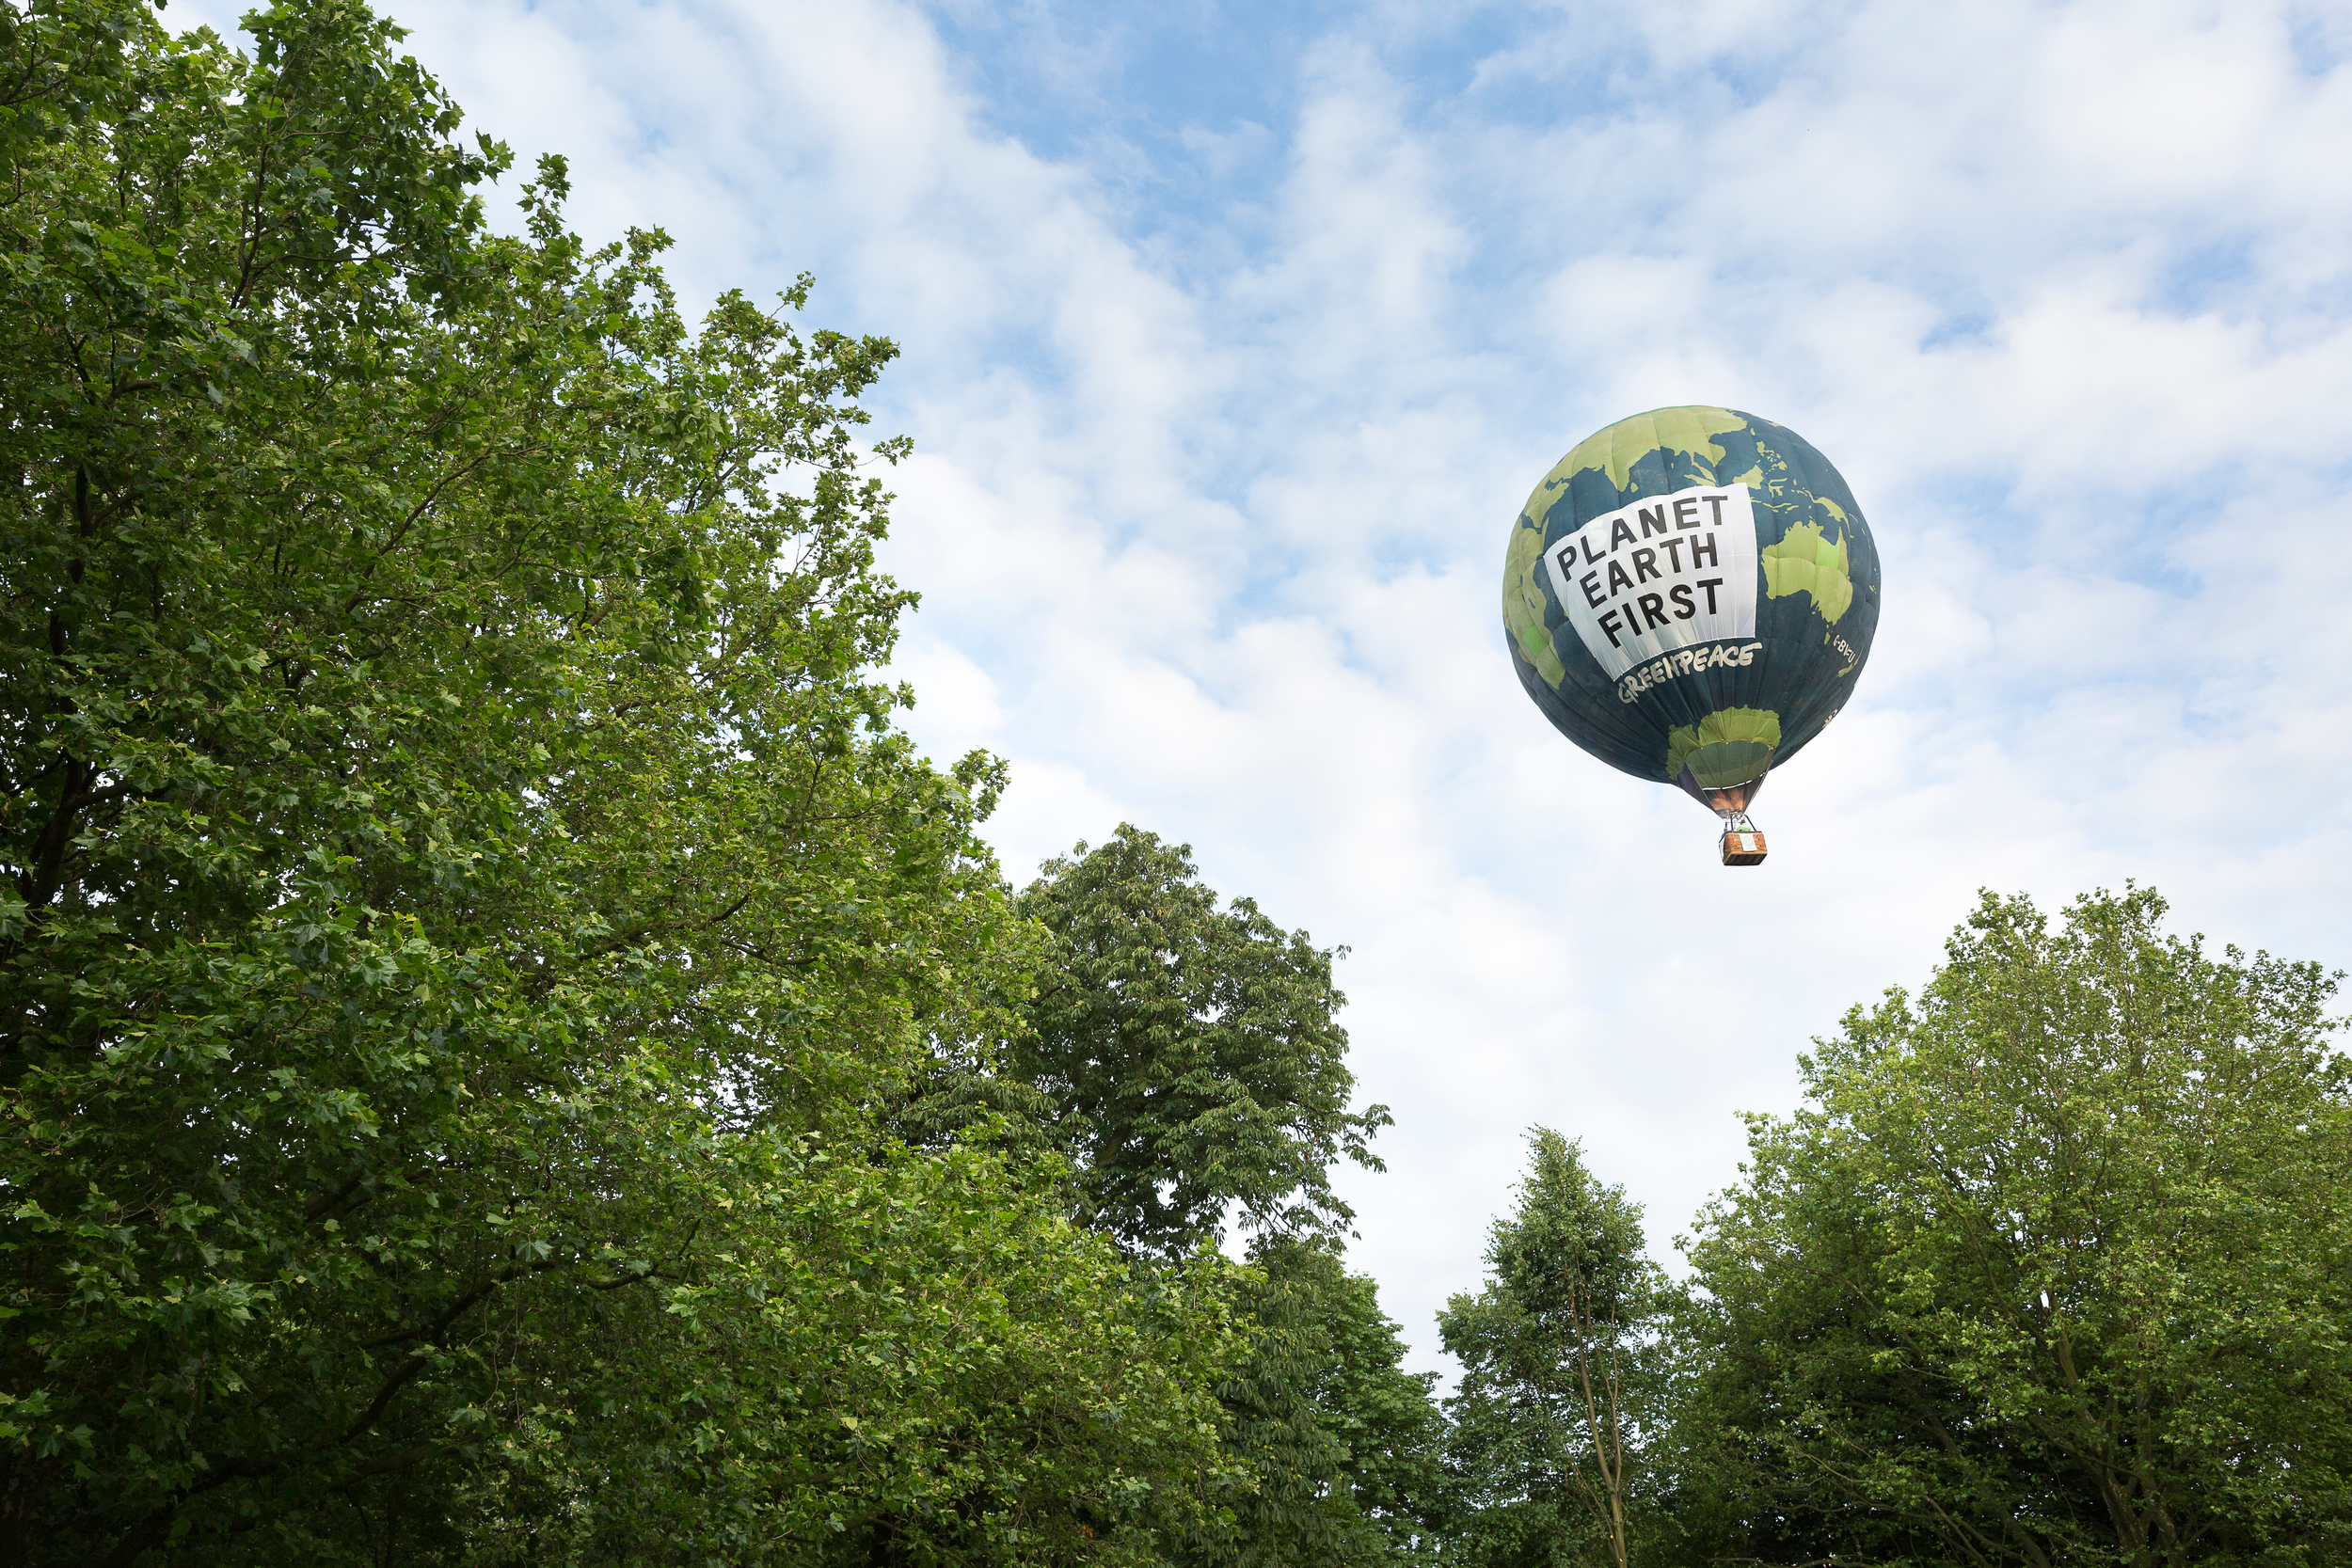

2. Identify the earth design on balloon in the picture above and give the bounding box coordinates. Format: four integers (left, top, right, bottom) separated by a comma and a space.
1501, 406, 1880, 813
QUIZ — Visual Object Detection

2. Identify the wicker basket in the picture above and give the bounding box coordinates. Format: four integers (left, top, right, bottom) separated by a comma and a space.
1720, 830, 1768, 867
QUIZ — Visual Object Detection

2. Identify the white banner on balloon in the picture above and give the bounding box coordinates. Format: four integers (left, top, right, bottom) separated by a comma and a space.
1539, 484, 1760, 680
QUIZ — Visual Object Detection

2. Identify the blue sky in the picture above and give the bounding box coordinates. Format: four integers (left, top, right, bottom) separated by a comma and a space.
183, 0, 2352, 1377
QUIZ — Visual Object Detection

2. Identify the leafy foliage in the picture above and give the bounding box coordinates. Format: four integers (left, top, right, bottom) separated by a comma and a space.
916, 827, 1443, 1566
1186, 1237, 1445, 1568
1677, 887, 2352, 1567
0, 2, 1231, 1560
1012, 825, 1391, 1260
1440, 1132, 1664, 1568
440, 1137, 1242, 1566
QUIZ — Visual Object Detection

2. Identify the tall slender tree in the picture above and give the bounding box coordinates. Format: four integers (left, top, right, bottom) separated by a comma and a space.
1440, 1131, 1663, 1568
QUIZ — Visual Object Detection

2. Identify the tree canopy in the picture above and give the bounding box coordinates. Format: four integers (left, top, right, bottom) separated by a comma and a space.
1011, 826, 1389, 1260
1675, 887, 2352, 1567
0, 2, 1243, 1559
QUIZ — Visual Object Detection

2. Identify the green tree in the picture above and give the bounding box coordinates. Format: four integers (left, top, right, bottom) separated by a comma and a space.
1010, 825, 1391, 1260
1677, 887, 2352, 1567
1185, 1237, 1445, 1568
1439, 1131, 1663, 1568
441, 1136, 1243, 1567
933, 828, 1443, 1566
0, 2, 1233, 1560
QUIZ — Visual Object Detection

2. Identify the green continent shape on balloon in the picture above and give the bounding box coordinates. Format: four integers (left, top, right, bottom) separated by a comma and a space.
1561, 406, 1751, 492
1760, 520, 1853, 626
1502, 525, 1565, 687
1518, 405, 1751, 532
1666, 707, 1782, 785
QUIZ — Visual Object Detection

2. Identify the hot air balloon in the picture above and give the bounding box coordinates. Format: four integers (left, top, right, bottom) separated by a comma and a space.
1502, 407, 1880, 865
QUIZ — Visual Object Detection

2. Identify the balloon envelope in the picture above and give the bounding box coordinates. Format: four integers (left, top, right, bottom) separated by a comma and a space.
1501, 406, 1880, 814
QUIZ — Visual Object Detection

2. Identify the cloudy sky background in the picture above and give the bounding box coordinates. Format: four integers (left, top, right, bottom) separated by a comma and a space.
183, 0, 2352, 1376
